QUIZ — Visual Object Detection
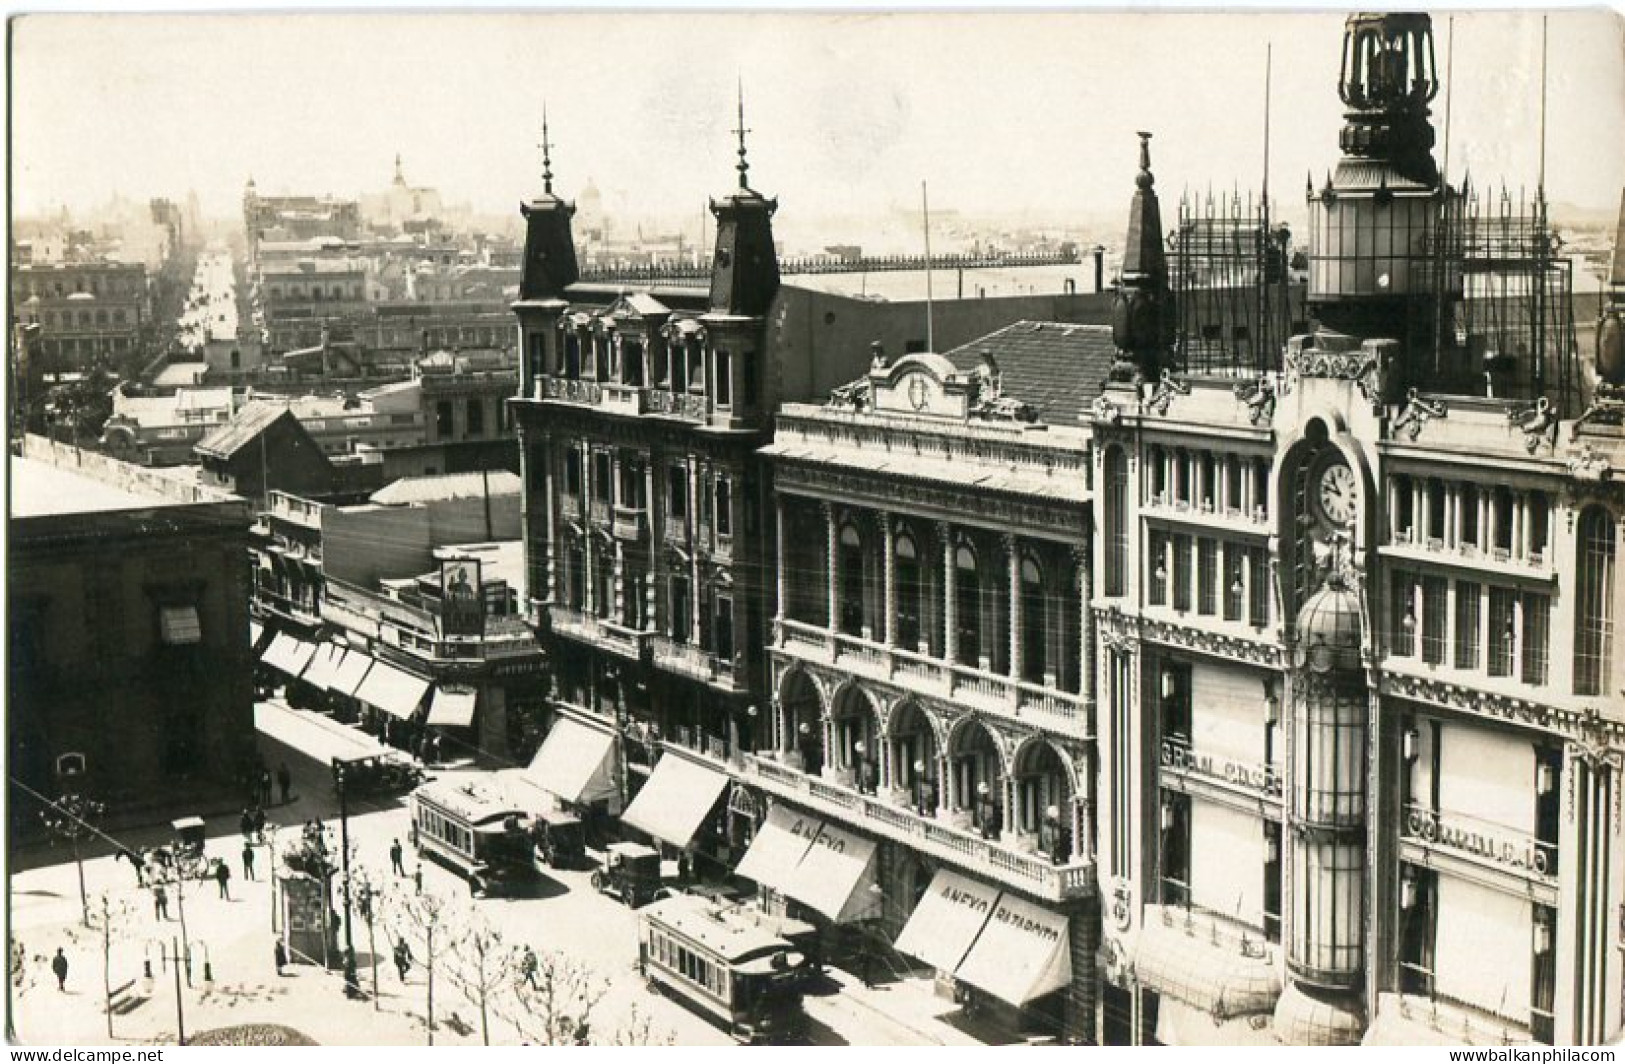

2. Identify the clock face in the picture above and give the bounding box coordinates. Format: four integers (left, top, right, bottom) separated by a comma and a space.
1314, 461, 1358, 527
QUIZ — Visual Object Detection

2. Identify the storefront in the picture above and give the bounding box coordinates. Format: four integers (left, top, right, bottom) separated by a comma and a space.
524, 716, 619, 822
620, 751, 731, 873
355, 658, 432, 749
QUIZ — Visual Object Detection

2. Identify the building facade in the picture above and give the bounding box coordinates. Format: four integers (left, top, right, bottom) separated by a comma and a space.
9, 261, 148, 369
1093, 13, 1624, 1048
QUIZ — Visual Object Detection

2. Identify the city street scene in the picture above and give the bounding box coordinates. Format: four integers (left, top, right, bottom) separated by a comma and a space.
8, 7, 1625, 1050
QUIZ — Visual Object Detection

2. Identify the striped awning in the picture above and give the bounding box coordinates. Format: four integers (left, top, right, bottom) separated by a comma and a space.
299, 642, 347, 691
329, 650, 374, 699
354, 660, 430, 720
260, 632, 316, 679
426, 687, 478, 728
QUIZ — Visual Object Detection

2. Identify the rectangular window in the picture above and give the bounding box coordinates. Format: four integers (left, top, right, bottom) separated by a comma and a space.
1104, 449, 1129, 597
715, 349, 732, 406
1421, 575, 1448, 665
466, 399, 485, 437
742, 351, 757, 406
715, 477, 732, 537
159, 605, 202, 645
670, 576, 692, 642
592, 452, 611, 503
1488, 588, 1517, 677
1522, 592, 1550, 686
715, 597, 735, 661
1247, 546, 1269, 628
1197, 539, 1217, 616
564, 451, 582, 497
436, 400, 454, 437
1392, 572, 1416, 657
1148, 530, 1169, 606
1223, 542, 1244, 621
668, 465, 688, 519
1171, 534, 1189, 612
1454, 581, 1481, 670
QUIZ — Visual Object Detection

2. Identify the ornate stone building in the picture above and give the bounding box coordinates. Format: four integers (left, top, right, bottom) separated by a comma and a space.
1093, 12, 1624, 1047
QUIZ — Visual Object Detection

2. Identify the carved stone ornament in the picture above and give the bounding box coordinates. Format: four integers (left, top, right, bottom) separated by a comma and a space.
1391, 387, 1447, 441
1508, 396, 1559, 454
1285, 343, 1386, 411
1232, 375, 1277, 426
1566, 445, 1614, 483
1110, 878, 1134, 931
1091, 393, 1122, 425
1145, 368, 1191, 416
826, 378, 872, 411
1571, 380, 1625, 439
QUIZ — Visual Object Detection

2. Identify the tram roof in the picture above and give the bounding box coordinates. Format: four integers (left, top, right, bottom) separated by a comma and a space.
641, 894, 796, 965
412, 777, 527, 824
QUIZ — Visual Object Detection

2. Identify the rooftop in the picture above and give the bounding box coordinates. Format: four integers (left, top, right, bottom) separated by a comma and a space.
369, 470, 522, 506
943, 320, 1116, 424
11, 454, 171, 517
195, 402, 295, 458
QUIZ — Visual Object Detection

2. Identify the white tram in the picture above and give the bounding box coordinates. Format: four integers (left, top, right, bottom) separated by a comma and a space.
638, 894, 809, 1044
409, 777, 534, 895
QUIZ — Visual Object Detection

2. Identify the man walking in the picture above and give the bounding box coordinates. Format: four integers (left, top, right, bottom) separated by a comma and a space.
277, 762, 292, 805
215, 859, 232, 900
274, 939, 288, 976
153, 884, 169, 921
390, 839, 405, 877
51, 948, 68, 992
260, 768, 274, 808
242, 841, 257, 881
393, 940, 412, 981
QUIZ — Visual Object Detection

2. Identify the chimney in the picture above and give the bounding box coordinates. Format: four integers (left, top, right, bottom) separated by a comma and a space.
1092, 245, 1106, 293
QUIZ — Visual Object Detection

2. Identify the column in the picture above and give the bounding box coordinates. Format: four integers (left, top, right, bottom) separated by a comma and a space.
1219, 458, 1233, 515
825, 503, 840, 633
1477, 490, 1490, 552
1412, 481, 1426, 543
942, 522, 959, 664
1240, 459, 1254, 516
543, 436, 558, 602
1077, 543, 1094, 700
1449, 486, 1463, 549
774, 496, 788, 624
1445, 577, 1457, 662
1386, 477, 1399, 541
881, 512, 897, 647
1513, 492, 1527, 560
583, 528, 597, 615
644, 461, 658, 631
1006, 535, 1023, 680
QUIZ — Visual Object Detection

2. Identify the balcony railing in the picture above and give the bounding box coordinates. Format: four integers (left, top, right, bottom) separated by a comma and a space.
1400, 803, 1558, 882
645, 388, 708, 421
776, 619, 1088, 731
650, 634, 745, 691
740, 752, 1093, 902
541, 376, 603, 406
547, 604, 650, 661
1160, 735, 1282, 801
612, 504, 648, 542
600, 383, 646, 416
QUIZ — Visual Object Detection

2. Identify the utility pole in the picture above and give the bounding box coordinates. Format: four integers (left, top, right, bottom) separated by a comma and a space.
170, 937, 186, 1045
333, 758, 356, 965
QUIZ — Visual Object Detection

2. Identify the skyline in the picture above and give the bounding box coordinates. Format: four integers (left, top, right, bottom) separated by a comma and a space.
11, 10, 1625, 235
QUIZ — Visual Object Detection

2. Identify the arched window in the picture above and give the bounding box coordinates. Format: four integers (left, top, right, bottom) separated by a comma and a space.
839, 523, 867, 637
895, 531, 921, 650
1020, 556, 1046, 683
1103, 447, 1129, 597
1575, 508, 1616, 696
955, 544, 981, 666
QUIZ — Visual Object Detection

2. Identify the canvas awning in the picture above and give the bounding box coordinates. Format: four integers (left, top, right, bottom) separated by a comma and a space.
354, 660, 430, 720
525, 718, 616, 805
893, 868, 1000, 975
299, 642, 346, 691
1132, 906, 1281, 1021
426, 687, 478, 728
733, 803, 820, 895
954, 892, 1072, 1007
328, 651, 374, 699
1154, 998, 1283, 1047
248, 619, 264, 649
621, 753, 730, 850
260, 632, 316, 679
782, 817, 879, 924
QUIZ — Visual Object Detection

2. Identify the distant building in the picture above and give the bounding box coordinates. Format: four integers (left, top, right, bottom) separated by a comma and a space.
195, 403, 344, 502
9, 262, 148, 369
8, 437, 257, 833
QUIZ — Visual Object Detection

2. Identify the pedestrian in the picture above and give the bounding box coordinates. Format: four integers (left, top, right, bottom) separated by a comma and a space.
215, 859, 232, 900
521, 945, 539, 990
413, 865, 423, 895
153, 884, 169, 921
343, 949, 361, 999
239, 808, 254, 839
252, 806, 267, 841
389, 839, 405, 877
393, 940, 412, 981
277, 762, 292, 805
51, 948, 68, 992
274, 939, 288, 976
260, 769, 273, 808
242, 842, 256, 881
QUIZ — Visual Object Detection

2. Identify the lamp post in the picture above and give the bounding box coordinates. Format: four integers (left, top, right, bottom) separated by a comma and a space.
331, 758, 358, 968
853, 740, 868, 793
913, 759, 932, 817
976, 781, 996, 840
1041, 804, 1064, 865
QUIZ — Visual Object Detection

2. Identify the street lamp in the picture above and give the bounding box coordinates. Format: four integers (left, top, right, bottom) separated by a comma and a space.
913, 760, 932, 817
975, 781, 997, 840
1041, 804, 1064, 866
330, 758, 361, 970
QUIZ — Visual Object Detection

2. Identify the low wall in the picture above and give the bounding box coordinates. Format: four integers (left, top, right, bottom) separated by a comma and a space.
20, 433, 246, 508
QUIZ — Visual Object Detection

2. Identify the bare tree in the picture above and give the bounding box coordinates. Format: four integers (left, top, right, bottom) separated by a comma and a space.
387, 890, 453, 1045
506, 948, 610, 1046
88, 893, 135, 1039
350, 864, 384, 1010
448, 913, 512, 1046
39, 793, 105, 928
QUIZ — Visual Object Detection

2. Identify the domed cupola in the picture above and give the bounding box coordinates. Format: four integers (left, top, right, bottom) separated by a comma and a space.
1294, 572, 1363, 672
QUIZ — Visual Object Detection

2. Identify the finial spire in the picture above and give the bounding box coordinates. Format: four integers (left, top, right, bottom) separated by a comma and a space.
540, 104, 554, 196
1135, 131, 1155, 191
394, 153, 403, 183
732, 78, 751, 190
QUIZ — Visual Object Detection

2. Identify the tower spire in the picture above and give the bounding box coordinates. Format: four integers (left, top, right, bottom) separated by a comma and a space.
540, 104, 554, 196
732, 79, 751, 190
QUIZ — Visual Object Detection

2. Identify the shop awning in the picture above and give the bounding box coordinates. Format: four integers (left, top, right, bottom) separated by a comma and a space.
426, 687, 478, 728
354, 660, 430, 720
329, 651, 374, 699
954, 892, 1072, 1007
525, 718, 616, 806
248, 620, 264, 649
893, 868, 1000, 974
1154, 999, 1282, 1047
621, 753, 730, 850
260, 632, 316, 679
782, 818, 879, 924
299, 643, 346, 691
733, 803, 820, 895
1132, 906, 1281, 1021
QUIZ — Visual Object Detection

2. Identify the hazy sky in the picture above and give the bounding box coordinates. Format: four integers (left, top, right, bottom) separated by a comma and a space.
11, 9, 1625, 229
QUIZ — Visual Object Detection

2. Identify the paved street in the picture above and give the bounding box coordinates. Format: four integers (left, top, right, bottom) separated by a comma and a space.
9, 700, 999, 1046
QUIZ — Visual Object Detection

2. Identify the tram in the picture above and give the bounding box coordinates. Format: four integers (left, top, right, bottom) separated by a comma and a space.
637, 894, 809, 1044
409, 778, 535, 896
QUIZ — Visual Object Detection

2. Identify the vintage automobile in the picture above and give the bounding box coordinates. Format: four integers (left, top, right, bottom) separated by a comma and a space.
529, 806, 585, 870
590, 841, 662, 908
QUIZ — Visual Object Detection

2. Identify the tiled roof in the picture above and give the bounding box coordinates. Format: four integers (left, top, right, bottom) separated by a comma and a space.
943, 320, 1115, 424
369, 470, 522, 506
194, 402, 294, 458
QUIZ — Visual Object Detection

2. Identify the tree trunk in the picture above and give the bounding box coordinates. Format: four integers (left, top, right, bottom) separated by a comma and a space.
74, 838, 89, 929
426, 926, 435, 1047
102, 923, 113, 1039
366, 917, 379, 1011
